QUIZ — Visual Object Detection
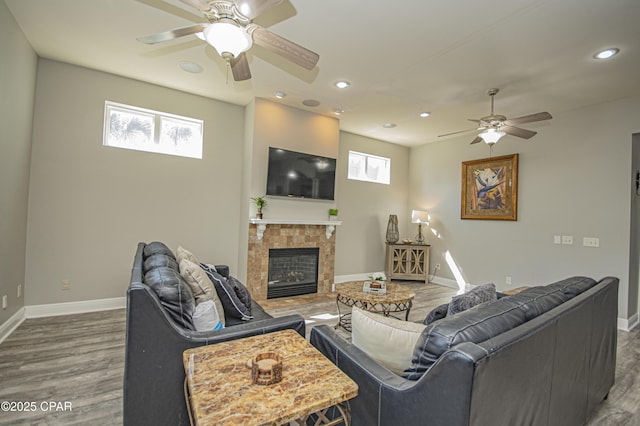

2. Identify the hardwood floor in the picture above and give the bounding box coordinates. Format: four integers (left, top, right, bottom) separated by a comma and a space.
0, 282, 637, 425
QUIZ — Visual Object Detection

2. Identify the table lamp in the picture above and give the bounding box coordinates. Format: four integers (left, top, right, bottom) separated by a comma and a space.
411, 210, 429, 244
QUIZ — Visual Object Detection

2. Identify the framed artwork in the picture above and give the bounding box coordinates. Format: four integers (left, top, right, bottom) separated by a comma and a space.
461, 154, 518, 220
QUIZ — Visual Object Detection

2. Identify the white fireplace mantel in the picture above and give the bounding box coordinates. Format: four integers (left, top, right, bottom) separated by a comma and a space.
249, 218, 342, 240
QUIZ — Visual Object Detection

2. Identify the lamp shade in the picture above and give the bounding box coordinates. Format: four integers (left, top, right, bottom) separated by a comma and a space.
479, 128, 506, 144
203, 21, 252, 58
411, 210, 429, 223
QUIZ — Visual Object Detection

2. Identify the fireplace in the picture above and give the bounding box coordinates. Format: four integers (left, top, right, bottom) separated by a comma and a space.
267, 247, 319, 299
247, 221, 339, 300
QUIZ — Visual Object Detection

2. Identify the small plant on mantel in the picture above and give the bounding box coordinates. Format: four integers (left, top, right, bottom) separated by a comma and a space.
251, 196, 267, 219
328, 208, 338, 220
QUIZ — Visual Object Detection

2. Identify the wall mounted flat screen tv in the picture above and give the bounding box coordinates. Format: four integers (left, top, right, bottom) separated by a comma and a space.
266, 147, 336, 200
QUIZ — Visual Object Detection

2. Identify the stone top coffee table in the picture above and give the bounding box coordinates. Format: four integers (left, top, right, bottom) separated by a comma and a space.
183, 329, 358, 426
335, 281, 416, 331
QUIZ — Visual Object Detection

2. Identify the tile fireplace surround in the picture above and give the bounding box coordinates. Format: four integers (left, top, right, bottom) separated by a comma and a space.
246, 219, 342, 300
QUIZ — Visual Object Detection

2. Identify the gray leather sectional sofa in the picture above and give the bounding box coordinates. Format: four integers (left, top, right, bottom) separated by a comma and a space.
311, 276, 619, 426
123, 242, 306, 426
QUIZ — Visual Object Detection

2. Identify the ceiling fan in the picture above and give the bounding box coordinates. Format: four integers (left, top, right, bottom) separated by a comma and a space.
438, 88, 552, 145
137, 0, 319, 81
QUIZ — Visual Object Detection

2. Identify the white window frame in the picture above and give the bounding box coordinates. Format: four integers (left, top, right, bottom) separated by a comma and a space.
103, 101, 204, 159
347, 150, 391, 185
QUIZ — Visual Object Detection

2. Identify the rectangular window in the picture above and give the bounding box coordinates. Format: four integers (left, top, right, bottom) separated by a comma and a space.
347, 150, 391, 184
103, 101, 203, 159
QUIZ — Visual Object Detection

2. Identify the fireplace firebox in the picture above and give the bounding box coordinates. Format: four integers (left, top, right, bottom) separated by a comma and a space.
267, 247, 319, 299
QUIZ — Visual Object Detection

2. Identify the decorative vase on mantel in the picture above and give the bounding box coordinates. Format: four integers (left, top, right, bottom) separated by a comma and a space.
256, 208, 263, 219
385, 214, 399, 243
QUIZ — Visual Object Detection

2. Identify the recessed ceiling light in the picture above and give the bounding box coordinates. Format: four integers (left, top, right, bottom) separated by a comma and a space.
333, 108, 344, 115
335, 81, 351, 89
302, 99, 320, 107
179, 61, 203, 73
382, 123, 397, 128
420, 112, 431, 118
274, 91, 287, 99
593, 48, 619, 60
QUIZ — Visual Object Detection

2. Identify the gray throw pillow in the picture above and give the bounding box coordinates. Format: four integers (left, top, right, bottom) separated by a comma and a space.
423, 303, 449, 325
202, 269, 253, 321
447, 283, 497, 316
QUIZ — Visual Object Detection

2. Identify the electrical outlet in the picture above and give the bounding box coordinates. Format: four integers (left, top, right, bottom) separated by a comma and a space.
2, 295, 7, 310
583, 237, 600, 248
17, 284, 22, 299
62, 280, 71, 290
506, 276, 512, 285
562, 235, 574, 245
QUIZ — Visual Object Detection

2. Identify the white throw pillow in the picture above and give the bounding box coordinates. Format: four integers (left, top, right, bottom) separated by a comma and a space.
176, 245, 200, 266
179, 259, 226, 326
351, 307, 426, 375
192, 300, 224, 331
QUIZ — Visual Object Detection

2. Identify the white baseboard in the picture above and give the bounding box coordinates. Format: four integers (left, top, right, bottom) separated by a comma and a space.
334, 273, 371, 284
0, 307, 26, 345
618, 313, 639, 332
429, 275, 462, 289
24, 297, 126, 319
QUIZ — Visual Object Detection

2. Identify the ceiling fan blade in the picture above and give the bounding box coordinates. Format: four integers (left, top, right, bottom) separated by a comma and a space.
467, 119, 481, 123
137, 24, 207, 44
249, 25, 319, 70
234, 0, 282, 20
504, 112, 552, 126
470, 136, 483, 145
179, 0, 213, 13
231, 53, 252, 81
502, 125, 537, 139
438, 128, 479, 138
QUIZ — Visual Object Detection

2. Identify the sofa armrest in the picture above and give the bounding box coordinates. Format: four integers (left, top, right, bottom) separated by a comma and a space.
310, 324, 483, 426
183, 313, 306, 343
213, 265, 229, 279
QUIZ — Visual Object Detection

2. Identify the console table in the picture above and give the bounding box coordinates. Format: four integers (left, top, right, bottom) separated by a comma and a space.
385, 243, 430, 283
183, 329, 357, 425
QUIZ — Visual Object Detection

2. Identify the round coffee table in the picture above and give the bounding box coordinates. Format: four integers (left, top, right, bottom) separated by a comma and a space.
335, 281, 415, 331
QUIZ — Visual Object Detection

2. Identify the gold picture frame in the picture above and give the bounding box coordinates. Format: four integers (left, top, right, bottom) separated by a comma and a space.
461, 153, 518, 220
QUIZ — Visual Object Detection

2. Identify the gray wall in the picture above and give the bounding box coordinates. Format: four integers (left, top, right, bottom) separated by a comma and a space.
0, 3, 37, 324
335, 132, 410, 276
25, 59, 246, 305
409, 97, 640, 321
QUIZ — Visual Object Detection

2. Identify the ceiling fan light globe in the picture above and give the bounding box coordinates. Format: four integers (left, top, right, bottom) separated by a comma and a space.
479, 128, 506, 144
203, 21, 252, 59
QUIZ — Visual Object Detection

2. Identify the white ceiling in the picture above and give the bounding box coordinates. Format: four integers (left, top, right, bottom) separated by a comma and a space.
5, 0, 640, 147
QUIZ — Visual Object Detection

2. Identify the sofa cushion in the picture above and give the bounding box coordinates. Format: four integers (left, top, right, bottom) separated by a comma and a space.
143, 241, 175, 259
546, 276, 597, 298
423, 303, 450, 325
179, 259, 226, 326
403, 296, 528, 380
203, 269, 254, 321
144, 266, 195, 330
192, 300, 224, 331
511, 276, 597, 320
352, 308, 426, 375
447, 283, 497, 316
143, 254, 179, 274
